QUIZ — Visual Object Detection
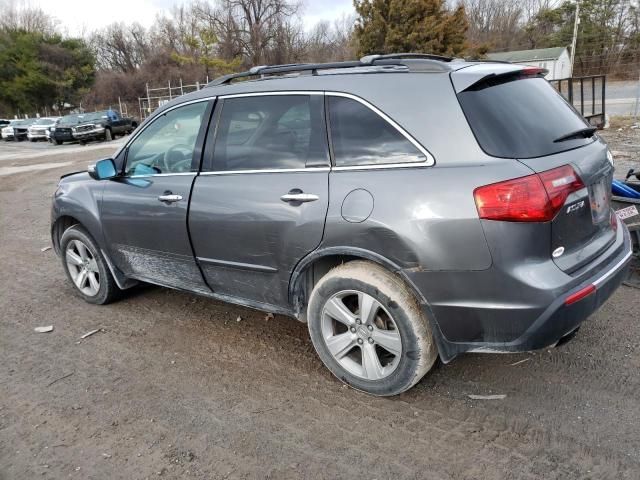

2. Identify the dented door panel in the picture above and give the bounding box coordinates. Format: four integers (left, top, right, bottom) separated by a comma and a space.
189, 170, 330, 306
101, 175, 208, 292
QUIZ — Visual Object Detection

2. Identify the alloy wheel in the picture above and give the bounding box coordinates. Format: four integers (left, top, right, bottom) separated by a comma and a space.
321, 290, 402, 380
65, 239, 100, 297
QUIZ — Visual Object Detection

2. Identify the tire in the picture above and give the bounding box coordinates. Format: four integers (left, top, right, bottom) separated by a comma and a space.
104, 129, 112, 141
59, 225, 120, 305
307, 261, 438, 396
55, 139, 62, 145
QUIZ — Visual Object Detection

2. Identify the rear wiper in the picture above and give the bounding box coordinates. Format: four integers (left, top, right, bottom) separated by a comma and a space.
553, 126, 597, 143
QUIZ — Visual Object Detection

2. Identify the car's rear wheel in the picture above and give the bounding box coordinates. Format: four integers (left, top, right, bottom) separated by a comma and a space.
60, 225, 120, 304
307, 261, 438, 396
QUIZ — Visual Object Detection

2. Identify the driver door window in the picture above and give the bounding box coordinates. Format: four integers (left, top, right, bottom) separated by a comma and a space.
124, 101, 208, 176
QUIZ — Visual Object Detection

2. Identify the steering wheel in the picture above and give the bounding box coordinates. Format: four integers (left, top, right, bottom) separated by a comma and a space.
162, 144, 193, 173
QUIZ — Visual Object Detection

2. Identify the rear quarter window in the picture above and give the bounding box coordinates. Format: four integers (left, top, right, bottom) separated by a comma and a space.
457, 76, 594, 159
328, 96, 427, 167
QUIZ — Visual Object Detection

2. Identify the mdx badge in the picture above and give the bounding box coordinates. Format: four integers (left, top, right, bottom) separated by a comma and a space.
566, 200, 585, 214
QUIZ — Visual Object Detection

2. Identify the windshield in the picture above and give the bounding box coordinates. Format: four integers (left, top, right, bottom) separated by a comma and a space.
457, 76, 594, 158
10, 119, 32, 126
58, 115, 82, 125
80, 111, 108, 122
34, 118, 56, 126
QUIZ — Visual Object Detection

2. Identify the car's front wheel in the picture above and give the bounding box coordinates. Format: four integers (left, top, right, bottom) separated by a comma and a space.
307, 261, 438, 396
59, 225, 120, 304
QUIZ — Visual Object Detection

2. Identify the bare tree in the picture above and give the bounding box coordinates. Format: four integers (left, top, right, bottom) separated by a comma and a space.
0, 0, 58, 35
464, 0, 524, 51
305, 15, 356, 62
91, 23, 150, 73
224, 0, 300, 65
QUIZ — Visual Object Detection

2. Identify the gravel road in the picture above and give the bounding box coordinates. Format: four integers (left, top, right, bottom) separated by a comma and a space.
0, 140, 639, 479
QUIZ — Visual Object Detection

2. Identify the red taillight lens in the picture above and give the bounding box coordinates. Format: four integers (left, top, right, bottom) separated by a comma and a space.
474, 165, 584, 222
538, 165, 585, 213
520, 66, 546, 76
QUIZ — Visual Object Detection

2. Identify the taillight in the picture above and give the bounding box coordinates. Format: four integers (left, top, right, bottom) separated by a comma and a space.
474, 165, 584, 222
538, 165, 585, 212
520, 67, 546, 76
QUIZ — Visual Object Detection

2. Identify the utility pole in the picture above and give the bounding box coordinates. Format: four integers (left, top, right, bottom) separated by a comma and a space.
634, 71, 640, 121
570, 0, 580, 77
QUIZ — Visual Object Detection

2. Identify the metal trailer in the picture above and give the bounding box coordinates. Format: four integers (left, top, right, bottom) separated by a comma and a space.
612, 170, 640, 287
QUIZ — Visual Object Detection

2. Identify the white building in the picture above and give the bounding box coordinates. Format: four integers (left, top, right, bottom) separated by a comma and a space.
487, 47, 571, 80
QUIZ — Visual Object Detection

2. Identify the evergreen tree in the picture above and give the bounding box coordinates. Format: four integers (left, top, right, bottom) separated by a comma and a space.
0, 30, 95, 114
354, 0, 469, 57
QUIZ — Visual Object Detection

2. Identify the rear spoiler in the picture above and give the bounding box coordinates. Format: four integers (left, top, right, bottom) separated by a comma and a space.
451, 64, 548, 93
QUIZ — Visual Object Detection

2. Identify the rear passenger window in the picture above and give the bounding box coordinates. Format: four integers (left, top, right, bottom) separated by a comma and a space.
328, 96, 426, 167
211, 95, 328, 171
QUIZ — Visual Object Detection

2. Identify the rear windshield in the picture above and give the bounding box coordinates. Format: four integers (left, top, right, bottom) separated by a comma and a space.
457, 76, 594, 159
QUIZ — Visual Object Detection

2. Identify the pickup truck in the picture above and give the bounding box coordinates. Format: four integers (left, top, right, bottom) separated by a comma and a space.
2, 118, 37, 141
71, 110, 138, 144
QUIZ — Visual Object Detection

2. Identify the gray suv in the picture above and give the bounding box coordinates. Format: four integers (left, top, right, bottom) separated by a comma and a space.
51, 54, 633, 396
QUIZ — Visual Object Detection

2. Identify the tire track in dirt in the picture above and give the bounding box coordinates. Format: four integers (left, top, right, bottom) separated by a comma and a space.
1, 146, 639, 479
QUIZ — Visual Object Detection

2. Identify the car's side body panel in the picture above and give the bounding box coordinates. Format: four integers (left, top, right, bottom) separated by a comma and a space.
51, 173, 107, 255
189, 168, 330, 307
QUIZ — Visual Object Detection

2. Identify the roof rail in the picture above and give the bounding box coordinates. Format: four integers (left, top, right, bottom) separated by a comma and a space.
207, 53, 454, 87
360, 53, 454, 64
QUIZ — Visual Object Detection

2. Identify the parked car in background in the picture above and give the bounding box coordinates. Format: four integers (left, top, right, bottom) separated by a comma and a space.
27, 117, 60, 141
51, 54, 632, 396
71, 110, 138, 144
2, 118, 36, 141
50, 114, 82, 145
0, 119, 9, 139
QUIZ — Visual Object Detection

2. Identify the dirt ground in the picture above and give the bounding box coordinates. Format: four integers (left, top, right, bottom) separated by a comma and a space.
0, 136, 639, 480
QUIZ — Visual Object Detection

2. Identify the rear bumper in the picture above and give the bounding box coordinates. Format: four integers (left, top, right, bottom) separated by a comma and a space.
404, 220, 633, 362
467, 242, 631, 354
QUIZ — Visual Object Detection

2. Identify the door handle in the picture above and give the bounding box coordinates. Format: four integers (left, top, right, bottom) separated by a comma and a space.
158, 193, 183, 203
280, 192, 319, 203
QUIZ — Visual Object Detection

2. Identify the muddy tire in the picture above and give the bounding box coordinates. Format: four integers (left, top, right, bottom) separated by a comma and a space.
59, 225, 120, 305
104, 128, 112, 142
307, 260, 438, 396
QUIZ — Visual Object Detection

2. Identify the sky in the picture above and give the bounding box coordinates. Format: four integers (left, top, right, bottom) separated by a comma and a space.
28, 0, 355, 36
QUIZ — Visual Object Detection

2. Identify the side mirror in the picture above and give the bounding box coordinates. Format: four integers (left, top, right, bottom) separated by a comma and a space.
88, 158, 117, 180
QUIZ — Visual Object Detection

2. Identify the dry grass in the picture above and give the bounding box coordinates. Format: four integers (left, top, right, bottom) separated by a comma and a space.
608, 115, 638, 129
